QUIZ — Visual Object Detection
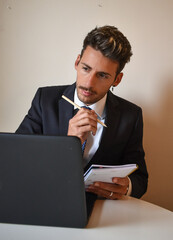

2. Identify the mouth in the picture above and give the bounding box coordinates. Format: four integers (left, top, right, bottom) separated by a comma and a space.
79, 86, 96, 97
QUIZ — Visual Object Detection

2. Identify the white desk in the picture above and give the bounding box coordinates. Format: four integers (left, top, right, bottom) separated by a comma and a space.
0, 197, 172, 240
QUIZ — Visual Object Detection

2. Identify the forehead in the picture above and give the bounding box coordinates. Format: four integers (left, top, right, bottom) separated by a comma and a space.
80, 46, 119, 75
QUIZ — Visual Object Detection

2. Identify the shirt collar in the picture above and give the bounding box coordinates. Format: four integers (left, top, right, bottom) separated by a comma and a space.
74, 89, 107, 120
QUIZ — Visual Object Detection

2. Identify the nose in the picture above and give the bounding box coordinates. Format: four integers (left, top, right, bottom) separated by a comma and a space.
86, 73, 97, 88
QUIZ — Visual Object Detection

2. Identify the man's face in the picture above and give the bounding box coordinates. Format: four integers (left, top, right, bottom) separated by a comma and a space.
75, 46, 122, 105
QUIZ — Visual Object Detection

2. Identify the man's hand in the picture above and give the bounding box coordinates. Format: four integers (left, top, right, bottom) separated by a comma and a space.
67, 108, 98, 144
86, 177, 130, 200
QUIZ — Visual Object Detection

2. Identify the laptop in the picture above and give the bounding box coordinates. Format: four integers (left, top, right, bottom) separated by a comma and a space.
0, 133, 94, 228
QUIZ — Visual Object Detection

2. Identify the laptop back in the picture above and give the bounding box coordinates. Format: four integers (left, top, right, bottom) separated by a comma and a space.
0, 133, 88, 228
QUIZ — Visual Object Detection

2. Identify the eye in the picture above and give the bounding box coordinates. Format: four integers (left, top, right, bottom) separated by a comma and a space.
82, 66, 90, 72
98, 72, 109, 79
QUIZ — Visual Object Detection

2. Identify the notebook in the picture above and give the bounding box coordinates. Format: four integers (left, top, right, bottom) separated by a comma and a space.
0, 133, 91, 228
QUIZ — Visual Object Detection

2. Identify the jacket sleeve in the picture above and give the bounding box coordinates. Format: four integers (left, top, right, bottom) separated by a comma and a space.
16, 88, 43, 134
122, 108, 148, 198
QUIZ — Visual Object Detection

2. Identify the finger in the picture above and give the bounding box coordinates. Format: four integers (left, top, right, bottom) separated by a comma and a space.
68, 120, 97, 144
80, 108, 96, 114
73, 123, 97, 137
70, 111, 98, 127
68, 108, 98, 143
86, 185, 123, 200
72, 110, 97, 126
76, 117, 97, 128
77, 107, 97, 115
112, 177, 129, 186
93, 181, 128, 195
78, 109, 98, 121
70, 114, 97, 137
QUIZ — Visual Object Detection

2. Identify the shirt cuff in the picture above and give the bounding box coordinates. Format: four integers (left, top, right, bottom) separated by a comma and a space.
126, 177, 132, 196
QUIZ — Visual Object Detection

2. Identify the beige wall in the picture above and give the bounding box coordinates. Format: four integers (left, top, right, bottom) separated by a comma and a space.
0, 0, 173, 211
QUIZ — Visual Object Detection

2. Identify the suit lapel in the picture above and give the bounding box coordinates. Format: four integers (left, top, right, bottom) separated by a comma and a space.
58, 83, 76, 135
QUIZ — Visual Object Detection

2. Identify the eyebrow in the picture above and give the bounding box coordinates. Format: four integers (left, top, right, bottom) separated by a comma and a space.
81, 62, 112, 77
81, 62, 92, 70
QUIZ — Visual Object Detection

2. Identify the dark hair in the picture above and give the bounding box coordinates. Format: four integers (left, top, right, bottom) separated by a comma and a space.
81, 25, 133, 73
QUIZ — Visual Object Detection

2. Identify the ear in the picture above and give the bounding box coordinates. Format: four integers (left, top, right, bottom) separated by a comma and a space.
75, 54, 81, 69
112, 72, 123, 87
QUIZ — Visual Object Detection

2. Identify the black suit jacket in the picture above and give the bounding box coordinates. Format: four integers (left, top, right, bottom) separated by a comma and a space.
16, 83, 148, 198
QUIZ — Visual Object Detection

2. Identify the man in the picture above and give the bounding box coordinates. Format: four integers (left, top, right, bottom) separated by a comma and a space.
16, 26, 148, 200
